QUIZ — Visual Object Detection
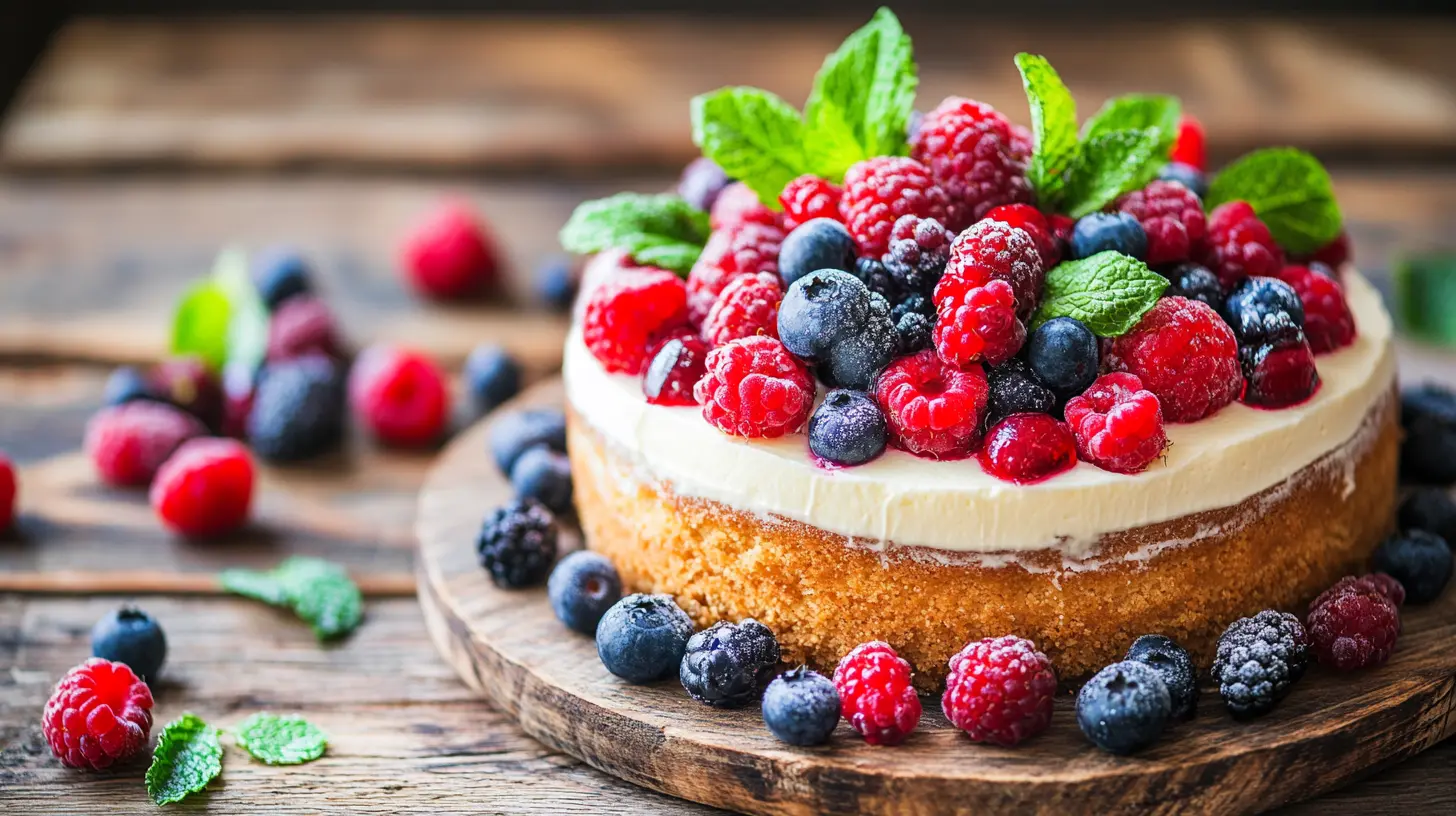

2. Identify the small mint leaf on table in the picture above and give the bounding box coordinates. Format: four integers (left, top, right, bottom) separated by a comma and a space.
1081, 93, 1180, 159
558, 193, 709, 275
691, 87, 808, 209
146, 713, 223, 806
1015, 53, 1079, 207
1205, 147, 1342, 255
235, 713, 328, 765
1059, 127, 1167, 218
221, 556, 363, 641
1032, 251, 1168, 337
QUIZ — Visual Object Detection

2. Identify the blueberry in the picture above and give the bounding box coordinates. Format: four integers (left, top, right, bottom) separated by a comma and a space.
489, 409, 567, 476
984, 359, 1058, 428
1223, 277, 1305, 345
510, 445, 573, 517
819, 295, 896, 390
1125, 635, 1199, 721
762, 666, 840, 746
1070, 212, 1148, 260
1398, 487, 1456, 543
1076, 660, 1171, 755
464, 344, 522, 417
248, 356, 347, 463
1157, 162, 1208, 198
678, 157, 731, 213
1373, 530, 1453, 604
252, 247, 312, 311
596, 593, 695, 684
809, 390, 887, 467
1026, 317, 1099, 400
778, 270, 871, 362
535, 256, 578, 313
1400, 384, 1456, 485
778, 219, 857, 288
91, 606, 167, 683
1163, 263, 1224, 314
476, 499, 558, 589
547, 551, 623, 635
679, 619, 781, 707
103, 366, 162, 407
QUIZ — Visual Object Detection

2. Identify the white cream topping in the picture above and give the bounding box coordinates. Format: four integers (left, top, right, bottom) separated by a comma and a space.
564, 269, 1395, 557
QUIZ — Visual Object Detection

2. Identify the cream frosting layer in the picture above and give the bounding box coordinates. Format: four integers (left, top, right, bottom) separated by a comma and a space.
563, 269, 1396, 557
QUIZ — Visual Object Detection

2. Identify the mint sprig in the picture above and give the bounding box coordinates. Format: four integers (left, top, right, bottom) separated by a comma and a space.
1206, 147, 1342, 255
1031, 251, 1167, 337
170, 248, 269, 373
803, 7, 916, 178
1081, 94, 1180, 146
221, 556, 363, 641
235, 713, 328, 765
146, 713, 223, 806
559, 193, 709, 274
1015, 53, 1078, 205
691, 87, 808, 209
1058, 128, 1167, 218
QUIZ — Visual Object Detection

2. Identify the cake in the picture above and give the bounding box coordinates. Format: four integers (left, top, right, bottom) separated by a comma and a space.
557, 12, 1395, 684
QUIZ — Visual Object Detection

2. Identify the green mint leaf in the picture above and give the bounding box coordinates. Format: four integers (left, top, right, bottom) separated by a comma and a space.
802, 7, 917, 179
1393, 253, 1456, 347
146, 713, 223, 806
213, 247, 269, 373
221, 557, 363, 641
170, 280, 232, 372
1031, 251, 1168, 337
1059, 128, 1166, 218
235, 713, 328, 765
691, 87, 807, 209
1015, 53, 1079, 205
559, 193, 709, 275
219, 566, 291, 605
1081, 93, 1180, 161
1205, 147, 1342, 255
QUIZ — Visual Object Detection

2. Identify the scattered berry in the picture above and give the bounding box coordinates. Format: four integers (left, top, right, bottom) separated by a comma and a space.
778, 271, 896, 390
809, 389, 888, 467
762, 667, 841, 746
1105, 297, 1242, 423
979, 413, 1077, 484
247, 356, 347, 462
252, 247, 312, 311
91, 607, 167, 683
400, 200, 498, 299
679, 157, 731, 213
489, 409, 566, 475
984, 359, 1057, 428
103, 366, 160, 407
477, 499, 558, 589
43, 658, 154, 771
85, 401, 206, 487
596, 593, 696, 684
1170, 114, 1206, 170
881, 215, 954, 295
464, 344, 522, 417
694, 336, 815, 438
710, 182, 780, 231
702, 271, 783, 347
1223, 277, 1306, 346
1065, 373, 1167, 474
220, 361, 257, 439
1293, 230, 1352, 270
1157, 162, 1208, 198
1398, 487, 1456, 544
547, 551, 623, 636
265, 295, 341, 364
1401, 384, 1456, 485
1313, 574, 1405, 610
1203, 201, 1285, 290
1025, 316, 1099, 401
1373, 531, 1453, 604
150, 438, 254, 537
1114, 181, 1207, 266
779, 175, 843, 231
535, 256, 579, 312
941, 635, 1056, 747
584, 267, 690, 375
1125, 635, 1198, 721
778, 218, 857, 289
0, 452, 14, 531
1070, 212, 1148, 261
1076, 660, 1171, 755
910, 96, 1032, 227
875, 350, 988, 458
1162, 262, 1224, 313
1212, 610, 1309, 719
1277, 265, 1355, 353
643, 336, 709, 406
680, 619, 781, 708
149, 357, 225, 432
1306, 578, 1400, 671
894, 311, 933, 355
510, 446, 573, 517
932, 278, 1025, 367
851, 257, 898, 302
839, 156, 954, 257
349, 345, 451, 447
941, 219, 1045, 320
833, 641, 922, 746
688, 222, 784, 323
985, 203, 1059, 268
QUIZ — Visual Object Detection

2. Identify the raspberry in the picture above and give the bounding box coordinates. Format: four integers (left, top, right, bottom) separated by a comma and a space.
1114, 181, 1208, 266
881, 215, 954, 295
932, 278, 1026, 367
1240, 331, 1320, 409
149, 437, 254, 537
584, 267, 690, 375
1212, 610, 1309, 719
710, 182, 781, 231
1064, 373, 1167, 474
910, 97, 1033, 228
984, 204, 1059, 268
979, 413, 1077, 484
399, 199, 498, 299
687, 222, 784, 324
149, 357, 224, 432
941, 219, 1045, 320
266, 296, 341, 363
941, 635, 1056, 747
701, 271, 782, 347
833, 641, 922, 746
874, 350, 988, 458
1202, 201, 1285, 290
1170, 114, 1206, 170
1294, 230, 1352, 269
1277, 265, 1356, 353
694, 336, 814, 438
779, 175, 843, 231
839, 156, 955, 257
1314, 574, 1405, 610
43, 658, 154, 770
0, 452, 14, 532
1306, 577, 1400, 671
85, 402, 206, 487
1105, 297, 1242, 423
643, 336, 709, 406
1049, 213, 1075, 253
348, 345, 452, 447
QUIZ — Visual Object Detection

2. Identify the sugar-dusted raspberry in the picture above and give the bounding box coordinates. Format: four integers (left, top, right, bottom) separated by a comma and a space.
1064, 372, 1168, 474
1240, 330, 1320, 409
979, 413, 1077, 484
1170, 114, 1206, 170
932, 278, 1025, 367
709, 182, 781, 231
941, 219, 1045, 320
1114, 181, 1208, 266
43, 658, 154, 770
985, 204, 1059, 268
1202, 201, 1285, 290
882, 215, 954, 295
583, 267, 690, 375
348, 345, 452, 447
1277, 265, 1356, 353
874, 349, 988, 458
833, 641, 922, 746
0, 451, 15, 532
1315, 574, 1406, 610
266, 296, 341, 363
642, 336, 709, 406
779, 175, 843, 231
941, 635, 1056, 747
1306, 577, 1401, 671
701, 271, 782, 347
687, 221, 785, 324
149, 437, 254, 537
910, 97, 1033, 228
399, 199, 499, 299
85, 401, 207, 487
839, 156, 955, 258
694, 336, 814, 438
1105, 297, 1243, 422
1293, 230, 1352, 269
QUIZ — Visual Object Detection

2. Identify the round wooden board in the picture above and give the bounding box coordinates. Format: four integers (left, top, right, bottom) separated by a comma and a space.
417, 379, 1456, 816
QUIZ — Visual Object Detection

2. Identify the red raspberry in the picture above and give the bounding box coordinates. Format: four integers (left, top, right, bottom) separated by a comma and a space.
266, 295, 341, 363
1314, 574, 1406, 610
0, 451, 15, 531
85, 401, 207, 487
701, 271, 782, 347
348, 345, 452, 446
941, 220, 1045, 320
941, 635, 1056, 747
686, 222, 784, 324
911, 97, 1033, 228
1294, 230, 1352, 269
1105, 297, 1243, 423
1241, 334, 1320, 409
150, 437, 254, 537
710, 182, 781, 231
984, 204, 1059, 268
979, 413, 1077, 484
1202, 201, 1285, 290
1306, 577, 1400, 671
149, 357, 224, 432
839, 156, 956, 257
932, 278, 1025, 367
1114, 181, 1208, 266
1064, 373, 1168, 474
1170, 114, 1206, 170
779, 175, 843, 231
642, 336, 709, 406
833, 641, 922, 746
43, 658, 154, 771
693, 336, 814, 438
399, 199, 498, 299
874, 350, 988, 458
584, 267, 690, 375
1049, 214, 1075, 256
1277, 265, 1356, 353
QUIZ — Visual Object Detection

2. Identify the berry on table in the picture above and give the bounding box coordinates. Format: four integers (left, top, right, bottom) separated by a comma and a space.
1105, 297, 1243, 423
809, 389, 888, 467
984, 203, 1060, 268
489, 409, 567, 475
535, 256, 579, 313
779, 174, 843, 231
103, 366, 160, 407
910, 96, 1033, 227
833, 641, 922, 746
247, 356, 347, 463
90, 607, 167, 683
710, 182, 781, 231
1202, 201, 1285, 290
1064, 373, 1167, 474
932, 277, 1025, 367
694, 336, 815, 438
941, 635, 1056, 747
220, 361, 258, 440
547, 550, 623, 636
1075, 660, 1171, 755
679, 619, 781, 708
1401, 384, 1456, 485
400, 199, 499, 299
584, 266, 690, 375
1170, 114, 1206, 170
1277, 265, 1355, 353
1157, 162, 1207, 198
149, 357, 225, 432
941, 219, 1045, 320
1069, 212, 1148, 261
762, 666, 841, 746
1114, 181, 1207, 266
1398, 487, 1456, 544
150, 438, 254, 537
463, 344, 522, 418
1223, 277, 1306, 346
881, 215, 954, 295
643, 336, 709, 406
702, 271, 783, 347
265, 295, 341, 364
251, 246, 312, 311
1162, 262, 1224, 313
1373, 531, 1452, 604
1306, 577, 1400, 671
349, 345, 452, 447
778, 218, 857, 289
596, 593, 696, 684
510, 446, 573, 517
875, 350, 988, 458
839, 156, 954, 257
1212, 610, 1309, 719
687, 221, 784, 323
979, 413, 1077, 484
43, 658, 154, 771
983, 359, 1057, 429
85, 401, 206, 487
1125, 635, 1198, 721
1240, 329, 1320, 409
0, 451, 14, 531
476, 499, 558, 589
678, 157, 731, 213
1025, 316, 1099, 401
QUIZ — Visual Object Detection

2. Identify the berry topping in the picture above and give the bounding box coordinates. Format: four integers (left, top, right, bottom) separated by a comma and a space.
894, 311, 934, 356
1064, 373, 1168, 474
851, 257, 899, 302
979, 413, 1077, 484
688, 221, 785, 323
43, 658, 154, 771
463, 344, 523, 417
881, 215, 954, 295
984, 359, 1057, 429
584, 266, 690, 375
476, 499, 558, 589
942, 219, 1045, 320
400, 200, 498, 299
91, 606, 167, 683
839, 156, 954, 257
678, 157, 731, 213
1075, 660, 1171, 755
1399, 487, 1456, 544
1125, 635, 1199, 721
1202, 201, 1285, 290
247, 356, 347, 463
1239, 329, 1319, 408
1070, 212, 1148, 261
762, 667, 841, 747
875, 350, 989, 458
1211, 610, 1309, 719
85, 401, 206, 487
642, 336, 709, 406
348, 345, 452, 447
488, 408, 567, 475
833, 641, 922, 746
150, 438, 254, 537
1223, 276, 1306, 346
1025, 316, 1099, 401
941, 635, 1056, 747
1162, 262, 1224, 313
710, 182, 781, 231
1170, 114, 1206, 170
778, 218, 858, 289
1157, 162, 1208, 198
596, 593, 696, 684
932, 278, 1026, 367
1373, 531, 1452, 605
1114, 181, 1208, 266
252, 247, 313, 311
1293, 230, 1352, 270
509, 446, 574, 517
694, 336, 815, 438
892, 291, 934, 322
809, 389, 888, 467
702, 271, 783, 347
1306, 577, 1400, 671
984, 203, 1060, 268
1277, 265, 1356, 353
1400, 384, 1456, 485
910, 96, 1033, 227
779, 175, 844, 231
679, 619, 781, 708
778, 270, 896, 390
1105, 297, 1242, 423
547, 550, 623, 636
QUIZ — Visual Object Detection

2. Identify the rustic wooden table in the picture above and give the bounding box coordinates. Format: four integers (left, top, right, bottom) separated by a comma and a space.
1, 14, 1455, 815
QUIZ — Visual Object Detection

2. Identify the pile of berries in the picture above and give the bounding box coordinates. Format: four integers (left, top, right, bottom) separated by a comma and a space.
477, 407, 573, 588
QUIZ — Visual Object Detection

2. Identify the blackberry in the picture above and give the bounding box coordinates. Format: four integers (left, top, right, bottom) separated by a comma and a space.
476, 499, 558, 589
464, 344, 522, 417
1223, 277, 1305, 346
1398, 487, 1456, 543
547, 550, 622, 635
1400, 384, 1456, 485
247, 356, 346, 462
680, 619, 781, 707
596, 593, 695, 684
509, 446, 573, 517
881, 215, 953, 295
489, 409, 567, 476
1076, 660, 1171, 755
762, 666, 840, 746
1373, 530, 1453, 604
1211, 610, 1310, 719
1070, 212, 1148, 261
252, 247, 313, 311
891, 292, 933, 322
1163, 263, 1224, 314
808, 389, 887, 467
778, 218, 857, 288
1125, 634, 1198, 721
984, 358, 1057, 428
851, 257, 898, 303
90, 606, 167, 683
894, 312, 933, 355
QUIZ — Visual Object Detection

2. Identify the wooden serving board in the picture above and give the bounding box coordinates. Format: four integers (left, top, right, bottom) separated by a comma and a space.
416, 380, 1456, 816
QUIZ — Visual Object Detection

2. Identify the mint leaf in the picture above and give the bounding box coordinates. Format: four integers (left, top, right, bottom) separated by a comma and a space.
1031, 251, 1168, 337
221, 556, 363, 641
1015, 53, 1079, 205
171, 280, 232, 372
146, 713, 223, 806
1393, 253, 1456, 347
1059, 128, 1166, 218
691, 87, 807, 208
235, 713, 328, 765
1205, 147, 1342, 255
1081, 93, 1180, 160
559, 193, 709, 275
214, 247, 269, 373
802, 7, 917, 179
